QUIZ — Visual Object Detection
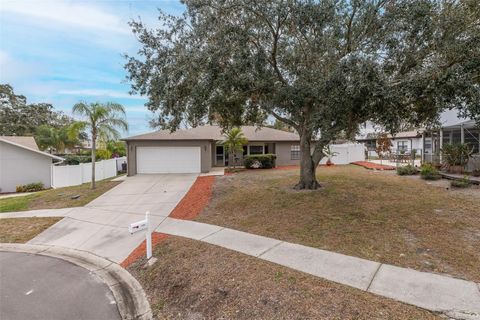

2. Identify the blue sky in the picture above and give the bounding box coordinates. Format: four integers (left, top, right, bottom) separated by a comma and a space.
0, 0, 185, 136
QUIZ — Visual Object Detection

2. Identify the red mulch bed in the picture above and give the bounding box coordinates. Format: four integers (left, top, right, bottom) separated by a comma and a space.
120, 232, 168, 268
121, 176, 216, 267
351, 161, 396, 170
169, 176, 215, 220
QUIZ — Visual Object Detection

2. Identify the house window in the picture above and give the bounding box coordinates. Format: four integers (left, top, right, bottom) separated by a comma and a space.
424, 138, 432, 148
291, 145, 300, 160
397, 141, 408, 151
249, 145, 264, 155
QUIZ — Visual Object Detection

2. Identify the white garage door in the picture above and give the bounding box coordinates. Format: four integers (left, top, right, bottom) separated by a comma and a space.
136, 146, 201, 174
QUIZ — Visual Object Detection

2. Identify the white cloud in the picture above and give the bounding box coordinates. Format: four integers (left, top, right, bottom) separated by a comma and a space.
0, 50, 46, 82
58, 89, 144, 100
0, 0, 130, 34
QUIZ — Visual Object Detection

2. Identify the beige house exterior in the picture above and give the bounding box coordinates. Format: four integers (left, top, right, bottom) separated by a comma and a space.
123, 125, 301, 175
0, 136, 63, 192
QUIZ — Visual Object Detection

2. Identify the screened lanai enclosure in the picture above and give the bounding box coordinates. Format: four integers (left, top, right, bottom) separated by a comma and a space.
423, 120, 480, 172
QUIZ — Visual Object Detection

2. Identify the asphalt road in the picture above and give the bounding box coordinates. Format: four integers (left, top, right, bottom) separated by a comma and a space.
0, 252, 120, 320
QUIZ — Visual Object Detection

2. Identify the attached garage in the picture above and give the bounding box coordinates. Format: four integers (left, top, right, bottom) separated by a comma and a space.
136, 146, 201, 174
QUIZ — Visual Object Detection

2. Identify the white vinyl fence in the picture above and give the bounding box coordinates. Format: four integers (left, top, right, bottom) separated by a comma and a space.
319, 143, 365, 165
52, 157, 126, 188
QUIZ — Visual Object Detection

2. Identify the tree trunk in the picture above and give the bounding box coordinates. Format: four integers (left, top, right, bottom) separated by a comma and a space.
91, 134, 96, 189
295, 132, 320, 190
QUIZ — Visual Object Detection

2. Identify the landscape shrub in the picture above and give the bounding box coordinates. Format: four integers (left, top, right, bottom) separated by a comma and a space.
396, 165, 417, 176
244, 154, 276, 169
420, 164, 441, 180
441, 143, 473, 167
450, 177, 471, 188
62, 154, 91, 165
16, 182, 44, 193
96, 149, 112, 160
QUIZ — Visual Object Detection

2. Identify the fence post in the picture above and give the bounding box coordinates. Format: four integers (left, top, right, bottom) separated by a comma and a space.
145, 211, 152, 259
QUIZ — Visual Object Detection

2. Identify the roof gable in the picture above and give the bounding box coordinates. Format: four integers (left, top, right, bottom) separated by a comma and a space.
0, 136, 63, 161
0, 136, 39, 150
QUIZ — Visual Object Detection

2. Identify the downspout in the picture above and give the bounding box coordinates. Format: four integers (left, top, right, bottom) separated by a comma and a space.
439, 129, 443, 164
421, 133, 425, 163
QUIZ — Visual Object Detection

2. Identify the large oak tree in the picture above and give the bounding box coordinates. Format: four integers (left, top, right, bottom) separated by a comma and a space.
125, 0, 479, 189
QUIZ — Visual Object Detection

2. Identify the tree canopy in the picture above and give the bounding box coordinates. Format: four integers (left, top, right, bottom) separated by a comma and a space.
125, 0, 480, 189
0, 84, 72, 136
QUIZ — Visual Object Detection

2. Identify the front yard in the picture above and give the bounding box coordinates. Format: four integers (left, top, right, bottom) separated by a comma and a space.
0, 179, 121, 213
196, 165, 480, 282
129, 236, 437, 320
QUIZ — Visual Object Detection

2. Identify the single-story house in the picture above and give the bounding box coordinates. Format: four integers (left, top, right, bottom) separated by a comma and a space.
356, 130, 427, 158
0, 136, 63, 192
122, 125, 302, 175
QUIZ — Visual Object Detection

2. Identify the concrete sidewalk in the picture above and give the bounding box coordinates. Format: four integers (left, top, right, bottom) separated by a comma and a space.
1, 207, 80, 219
24, 174, 198, 263
156, 218, 480, 319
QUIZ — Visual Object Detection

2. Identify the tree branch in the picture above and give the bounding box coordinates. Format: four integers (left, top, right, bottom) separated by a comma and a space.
271, 110, 299, 131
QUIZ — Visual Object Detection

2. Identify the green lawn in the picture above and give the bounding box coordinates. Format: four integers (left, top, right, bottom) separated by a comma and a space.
0, 179, 121, 213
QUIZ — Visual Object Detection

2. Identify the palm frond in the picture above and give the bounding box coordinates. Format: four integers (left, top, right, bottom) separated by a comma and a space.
72, 102, 92, 118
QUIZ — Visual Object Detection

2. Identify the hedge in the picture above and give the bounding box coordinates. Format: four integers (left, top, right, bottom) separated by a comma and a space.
16, 182, 45, 193
244, 154, 276, 169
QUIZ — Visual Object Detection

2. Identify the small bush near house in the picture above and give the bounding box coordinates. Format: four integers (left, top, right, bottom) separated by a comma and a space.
16, 182, 44, 193
244, 154, 276, 169
396, 165, 417, 176
450, 177, 471, 188
96, 149, 112, 160
420, 164, 441, 180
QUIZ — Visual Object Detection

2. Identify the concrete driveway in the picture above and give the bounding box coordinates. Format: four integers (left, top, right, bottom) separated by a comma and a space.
28, 174, 198, 263
0, 252, 120, 320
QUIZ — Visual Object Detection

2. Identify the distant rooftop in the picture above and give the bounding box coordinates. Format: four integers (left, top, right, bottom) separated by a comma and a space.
357, 129, 424, 140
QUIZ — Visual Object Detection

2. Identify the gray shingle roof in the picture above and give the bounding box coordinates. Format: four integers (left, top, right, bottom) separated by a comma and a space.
123, 125, 300, 142
0, 136, 39, 150
0, 136, 63, 161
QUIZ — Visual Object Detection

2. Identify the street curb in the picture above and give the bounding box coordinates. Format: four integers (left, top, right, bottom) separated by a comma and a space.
0, 243, 152, 320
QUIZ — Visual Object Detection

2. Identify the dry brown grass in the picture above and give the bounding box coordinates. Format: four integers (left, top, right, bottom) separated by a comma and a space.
0, 217, 62, 243
129, 237, 438, 320
197, 165, 480, 282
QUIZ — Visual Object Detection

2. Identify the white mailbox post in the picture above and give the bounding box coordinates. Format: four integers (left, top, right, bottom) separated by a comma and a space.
129, 211, 152, 259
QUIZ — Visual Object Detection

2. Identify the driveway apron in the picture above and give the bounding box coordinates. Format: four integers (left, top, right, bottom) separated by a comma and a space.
28, 174, 198, 263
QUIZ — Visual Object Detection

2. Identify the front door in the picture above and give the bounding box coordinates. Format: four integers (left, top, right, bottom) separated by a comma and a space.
215, 145, 225, 166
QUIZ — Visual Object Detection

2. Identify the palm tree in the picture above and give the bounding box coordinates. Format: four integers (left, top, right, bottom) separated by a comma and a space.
35, 121, 86, 154
72, 102, 128, 189
222, 127, 248, 168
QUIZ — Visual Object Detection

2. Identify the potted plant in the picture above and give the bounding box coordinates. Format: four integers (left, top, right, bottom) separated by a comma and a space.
441, 143, 473, 174
322, 145, 339, 166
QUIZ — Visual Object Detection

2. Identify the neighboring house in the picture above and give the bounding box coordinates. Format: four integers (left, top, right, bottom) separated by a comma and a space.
122, 125, 302, 175
0, 136, 63, 192
356, 130, 426, 157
